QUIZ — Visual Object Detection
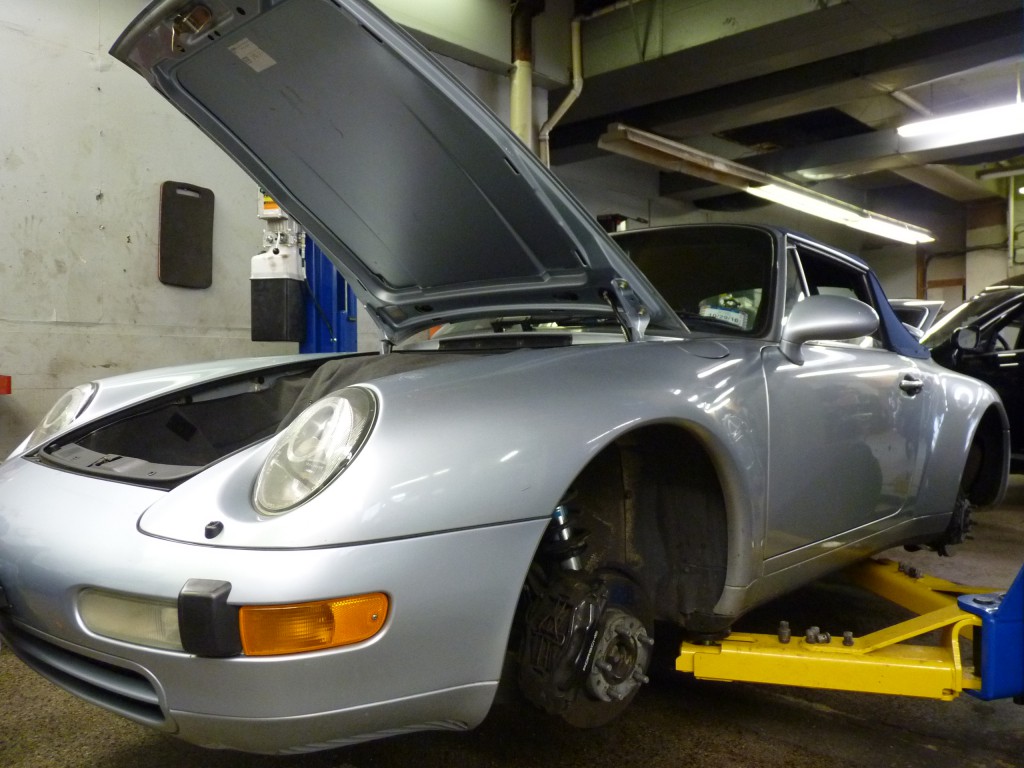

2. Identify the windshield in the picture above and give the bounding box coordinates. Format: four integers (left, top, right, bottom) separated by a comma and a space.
921, 288, 1023, 348
613, 226, 774, 335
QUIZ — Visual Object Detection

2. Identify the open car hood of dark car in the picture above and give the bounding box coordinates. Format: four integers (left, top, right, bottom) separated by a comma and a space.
111, 0, 678, 342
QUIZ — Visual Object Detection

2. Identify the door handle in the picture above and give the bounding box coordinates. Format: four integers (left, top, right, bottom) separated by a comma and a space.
899, 375, 924, 396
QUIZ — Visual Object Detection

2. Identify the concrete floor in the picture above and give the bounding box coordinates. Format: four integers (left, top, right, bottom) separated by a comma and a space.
4, 484, 1024, 767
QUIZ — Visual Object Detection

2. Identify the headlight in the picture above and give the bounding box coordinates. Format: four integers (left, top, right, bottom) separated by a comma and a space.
253, 386, 377, 514
9, 382, 97, 458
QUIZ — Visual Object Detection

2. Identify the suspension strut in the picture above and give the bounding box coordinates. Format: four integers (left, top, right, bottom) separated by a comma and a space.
541, 500, 588, 571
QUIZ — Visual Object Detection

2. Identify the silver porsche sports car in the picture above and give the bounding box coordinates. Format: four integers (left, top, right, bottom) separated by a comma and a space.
0, 0, 1009, 756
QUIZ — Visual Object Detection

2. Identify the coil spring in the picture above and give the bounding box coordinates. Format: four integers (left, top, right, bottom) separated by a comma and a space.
540, 503, 588, 571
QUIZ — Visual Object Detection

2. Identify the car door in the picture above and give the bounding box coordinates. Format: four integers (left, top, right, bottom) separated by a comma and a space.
762, 242, 930, 565
953, 298, 1024, 461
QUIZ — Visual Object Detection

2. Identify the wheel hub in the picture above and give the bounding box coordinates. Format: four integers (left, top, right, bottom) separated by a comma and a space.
586, 609, 653, 702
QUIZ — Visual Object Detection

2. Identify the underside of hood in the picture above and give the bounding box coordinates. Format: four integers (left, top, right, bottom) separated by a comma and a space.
111, 0, 677, 342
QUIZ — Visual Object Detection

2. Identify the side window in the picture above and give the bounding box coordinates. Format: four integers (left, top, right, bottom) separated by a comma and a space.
791, 244, 883, 349
990, 308, 1024, 351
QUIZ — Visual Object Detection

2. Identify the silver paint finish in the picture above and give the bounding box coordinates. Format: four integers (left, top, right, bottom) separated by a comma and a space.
778, 294, 879, 364
138, 342, 768, 549
763, 344, 928, 561
0, 318, 1004, 752
0, 0, 1009, 755
3, 354, 336, 461
0, 458, 546, 750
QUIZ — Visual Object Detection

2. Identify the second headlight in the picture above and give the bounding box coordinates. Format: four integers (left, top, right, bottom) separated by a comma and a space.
8, 382, 97, 460
254, 386, 377, 514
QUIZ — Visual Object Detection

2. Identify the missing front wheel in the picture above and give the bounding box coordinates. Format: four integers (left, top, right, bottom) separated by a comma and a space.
517, 568, 653, 728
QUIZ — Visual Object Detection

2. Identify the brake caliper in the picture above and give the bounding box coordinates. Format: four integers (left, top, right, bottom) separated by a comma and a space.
518, 570, 652, 725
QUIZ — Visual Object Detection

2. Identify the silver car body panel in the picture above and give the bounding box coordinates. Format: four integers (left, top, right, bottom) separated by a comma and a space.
0, 301, 1006, 753
137, 341, 767, 549
0, 0, 1011, 756
0, 457, 540, 751
3, 353, 340, 461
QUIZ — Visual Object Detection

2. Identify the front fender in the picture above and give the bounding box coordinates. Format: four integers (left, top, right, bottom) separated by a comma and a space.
138, 342, 769, 560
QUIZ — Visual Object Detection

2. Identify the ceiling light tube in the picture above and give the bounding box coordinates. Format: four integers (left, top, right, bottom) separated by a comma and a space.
746, 184, 863, 225
847, 216, 935, 245
747, 184, 934, 244
897, 103, 1024, 144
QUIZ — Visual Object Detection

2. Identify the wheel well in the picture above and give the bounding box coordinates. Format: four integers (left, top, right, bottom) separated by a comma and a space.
563, 424, 729, 633
962, 405, 1006, 508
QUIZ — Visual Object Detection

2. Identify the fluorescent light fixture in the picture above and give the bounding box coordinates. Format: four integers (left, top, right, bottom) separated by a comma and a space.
746, 184, 859, 226
897, 103, 1024, 144
746, 185, 933, 244
598, 124, 934, 245
849, 216, 935, 244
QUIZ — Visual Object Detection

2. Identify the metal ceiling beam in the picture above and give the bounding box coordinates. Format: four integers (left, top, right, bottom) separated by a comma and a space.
891, 166, 997, 203
741, 130, 1024, 183
549, 9, 1023, 165
658, 126, 1018, 201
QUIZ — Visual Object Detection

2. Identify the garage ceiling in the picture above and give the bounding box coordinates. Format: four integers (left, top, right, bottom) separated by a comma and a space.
547, 0, 1024, 244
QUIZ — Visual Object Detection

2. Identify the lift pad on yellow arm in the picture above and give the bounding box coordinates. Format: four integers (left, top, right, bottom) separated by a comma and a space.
676, 559, 1000, 701
846, 559, 997, 616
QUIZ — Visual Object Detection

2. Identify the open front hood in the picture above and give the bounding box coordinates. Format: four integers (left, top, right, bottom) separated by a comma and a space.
111, 0, 677, 342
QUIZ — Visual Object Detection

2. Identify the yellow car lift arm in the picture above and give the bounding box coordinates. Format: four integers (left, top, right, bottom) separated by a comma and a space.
677, 559, 1023, 703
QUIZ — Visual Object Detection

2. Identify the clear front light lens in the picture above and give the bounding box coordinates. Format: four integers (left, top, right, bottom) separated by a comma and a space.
10, 382, 97, 458
79, 589, 183, 651
254, 386, 377, 514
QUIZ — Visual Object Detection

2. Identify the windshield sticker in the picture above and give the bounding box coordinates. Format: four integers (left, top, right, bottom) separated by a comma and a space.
700, 306, 748, 329
228, 38, 276, 73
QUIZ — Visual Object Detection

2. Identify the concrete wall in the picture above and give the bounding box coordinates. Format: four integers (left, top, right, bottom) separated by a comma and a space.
376, 0, 572, 88
0, 0, 299, 456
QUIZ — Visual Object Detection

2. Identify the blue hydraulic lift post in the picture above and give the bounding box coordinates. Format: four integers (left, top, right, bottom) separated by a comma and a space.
301, 238, 358, 354
959, 565, 1024, 701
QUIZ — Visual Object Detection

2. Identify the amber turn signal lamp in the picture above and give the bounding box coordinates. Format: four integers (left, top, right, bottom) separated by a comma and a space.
239, 593, 389, 656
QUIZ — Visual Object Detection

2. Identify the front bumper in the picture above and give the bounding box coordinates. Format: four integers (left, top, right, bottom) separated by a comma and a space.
0, 616, 496, 753
0, 460, 547, 753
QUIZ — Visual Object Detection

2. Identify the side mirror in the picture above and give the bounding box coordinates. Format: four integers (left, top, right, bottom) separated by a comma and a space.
952, 326, 981, 353
780, 294, 879, 365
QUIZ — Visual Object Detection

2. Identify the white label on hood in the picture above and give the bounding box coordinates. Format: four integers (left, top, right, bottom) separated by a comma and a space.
228, 38, 277, 73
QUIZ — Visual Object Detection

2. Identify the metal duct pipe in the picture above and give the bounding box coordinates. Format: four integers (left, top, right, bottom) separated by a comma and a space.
511, 0, 544, 149
539, 17, 582, 168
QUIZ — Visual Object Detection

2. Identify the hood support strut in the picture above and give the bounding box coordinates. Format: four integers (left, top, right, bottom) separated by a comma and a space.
604, 278, 650, 342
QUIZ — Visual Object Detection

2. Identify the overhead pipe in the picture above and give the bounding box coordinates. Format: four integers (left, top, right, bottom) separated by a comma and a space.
539, 17, 582, 168
539, 2, 650, 167
510, 0, 545, 150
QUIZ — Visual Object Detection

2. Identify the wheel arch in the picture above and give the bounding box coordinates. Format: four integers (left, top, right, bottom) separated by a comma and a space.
546, 419, 755, 636
962, 402, 1009, 508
